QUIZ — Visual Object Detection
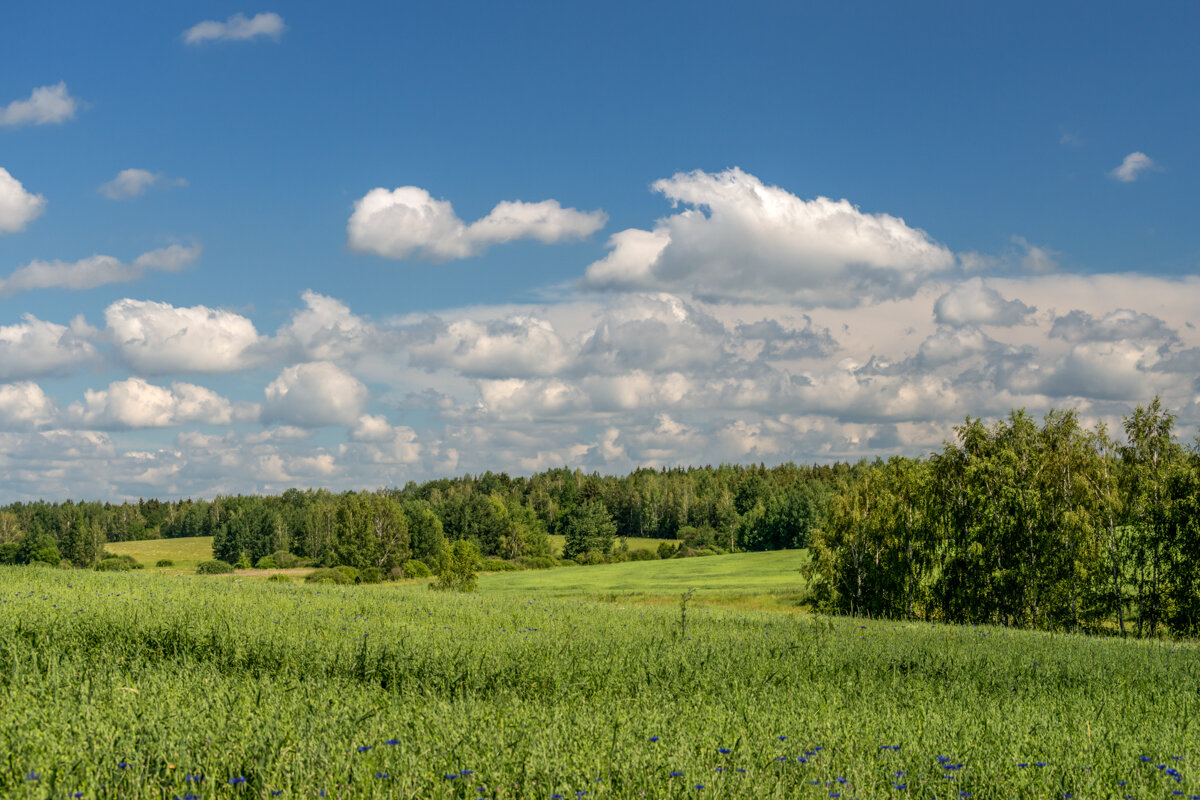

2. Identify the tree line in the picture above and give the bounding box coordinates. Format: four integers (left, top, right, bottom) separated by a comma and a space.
806, 398, 1200, 637
0, 462, 838, 573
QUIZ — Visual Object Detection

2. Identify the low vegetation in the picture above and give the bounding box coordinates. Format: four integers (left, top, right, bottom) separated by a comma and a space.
1, 566, 1195, 799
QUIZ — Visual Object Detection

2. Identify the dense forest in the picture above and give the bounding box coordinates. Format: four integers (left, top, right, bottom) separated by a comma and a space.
0, 460, 838, 573
807, 398, 1200, 637
3, 397, 1198, 637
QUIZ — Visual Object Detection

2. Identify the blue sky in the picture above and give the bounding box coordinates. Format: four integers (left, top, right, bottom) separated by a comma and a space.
1, 1, 1198, 500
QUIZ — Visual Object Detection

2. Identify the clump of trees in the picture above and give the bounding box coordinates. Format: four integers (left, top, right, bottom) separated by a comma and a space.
806, 398, 1200, 637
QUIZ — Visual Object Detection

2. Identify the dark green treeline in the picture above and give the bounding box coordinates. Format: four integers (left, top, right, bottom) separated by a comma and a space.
806, 398, 1200, 637
0, 462, 836, 572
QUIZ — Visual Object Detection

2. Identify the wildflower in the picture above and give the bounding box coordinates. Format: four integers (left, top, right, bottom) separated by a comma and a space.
778, 736, 787, 741
357, 745, 373, 752
229, 776, 247, 784
694, 785, 705, 790
385, 739, 400, 745
462, 770, 475, 776
375, 772, 389, 778
649, 736, 659, 742
670, 771, 684, 777
893, 784, 907, 790
118, 762, 130, 769
718, 748, 731, 754
445, 774, 459, 780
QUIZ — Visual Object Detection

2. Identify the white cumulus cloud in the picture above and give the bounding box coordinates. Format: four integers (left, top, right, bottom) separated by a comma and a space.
933, 278, 1035, 327
105, 298, 262, 374
347, 186, 607, 260
0, 382, 57, 429
99, 169, 186, 200
0, 167, 46, 234
581, 168, 954, 304
0, 83, 79, 127
67, 378, 257, 429
1109, 152, 1157, 183
0, 314, 97, 380
264, 362, 368, 427
0, 244, 200, 296
184, 12, 286, 44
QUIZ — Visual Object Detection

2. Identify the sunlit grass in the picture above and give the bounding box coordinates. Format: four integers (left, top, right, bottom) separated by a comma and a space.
2, 565, 1196, 799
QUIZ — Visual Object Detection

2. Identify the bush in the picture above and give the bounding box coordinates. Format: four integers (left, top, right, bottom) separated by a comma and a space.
434, 539, 481, 592
0, 543, 17, 565
236, 552, 252, 570
305, 567, 351, 585
657, 541, 679, 560
271, 550, 303, 568
401, 559, 432, 578
96, 554, 143, 571
557, 558, 581, 567
334, 565, 360, 583
94, 557, 133, 572
628, 548, 657, 561
517, 555, 557, 570
267, 574, 292, 583
155, 559, 175, 567
360, 567, 383, 584
196, 559, 235, 575
480, 557, 518, 572
255, 555, 277, 569
574, 550, 607, 566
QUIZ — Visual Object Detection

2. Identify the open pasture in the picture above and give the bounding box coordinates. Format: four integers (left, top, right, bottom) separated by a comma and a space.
2, 566, 1198, 799
103, 537, 216, 571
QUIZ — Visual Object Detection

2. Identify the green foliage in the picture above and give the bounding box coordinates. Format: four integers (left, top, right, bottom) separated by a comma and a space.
305, 567, 351, 584
270, 550, 303, 568
516, 555, 558, 570
196, 559, 235, 575
480, 557, 518, 572
255, 555, 277, 569
359, 566, 383, 584
400, 559, 432, 578
155, 558, 174, 567
236, 551, 253, 569
435, 539, 480, 592
333, 565, 360, 583
560, 499, 617, 560
94, 557, 133, 572
266, 574, 292, 583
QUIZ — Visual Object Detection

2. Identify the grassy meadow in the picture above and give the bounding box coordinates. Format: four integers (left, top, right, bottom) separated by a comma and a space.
2, 564, 1198, 799
104, 537, 216, 572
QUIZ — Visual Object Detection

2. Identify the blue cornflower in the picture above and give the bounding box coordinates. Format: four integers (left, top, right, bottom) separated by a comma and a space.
1117, 781, 1126, 786
229, 776, 247, 785
71, 794, 83, 799
1140, 756, 1152, 762
375, 772, 389, 778
798, 757, 808, 763
1035, 762, 1047, 767
694, 785, 704, 790
718, 748, 731, 754
461, 770, 475, 776
736, 769, 746, 774
385, 739, 400, 745
715, 767, 726, 773
778, 735, 787, 741
959, 793, 971, 798
649, 736, 659, 742
815, 746, 824, 751
1017, 763, 1028, 768
776, 756, 787, 761
895, 771, 905, 778
551, 795, 563, 799
357, 745, 373, 752
271, 793, 283, 797
445, 774, 459, 780
185, 774, 203, 782
670, 771, 684, 777
118, 761, 130, 769
893, 784, 907, 790
575, 792, 587, 797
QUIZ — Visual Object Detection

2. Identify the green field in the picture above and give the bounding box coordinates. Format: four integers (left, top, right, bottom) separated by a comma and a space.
2, 564, 1198, 799
481, 549, 810, 610
547, 534, 671, 557
104, 536, 216, 571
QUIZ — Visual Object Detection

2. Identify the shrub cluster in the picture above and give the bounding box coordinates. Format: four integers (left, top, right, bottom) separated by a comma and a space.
196, 559, 234, 575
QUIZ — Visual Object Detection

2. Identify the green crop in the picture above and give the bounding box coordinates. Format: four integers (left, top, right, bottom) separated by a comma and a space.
0, 566, 1196, 799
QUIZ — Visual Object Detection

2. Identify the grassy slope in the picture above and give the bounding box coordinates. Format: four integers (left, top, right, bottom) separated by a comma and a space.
481, 549, 810, 611
102, 536, 807, 610
547, 533, 670, 556
104, 536, 214, 570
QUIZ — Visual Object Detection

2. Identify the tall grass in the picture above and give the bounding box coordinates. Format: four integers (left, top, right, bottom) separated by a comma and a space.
1, 565, 1196, 799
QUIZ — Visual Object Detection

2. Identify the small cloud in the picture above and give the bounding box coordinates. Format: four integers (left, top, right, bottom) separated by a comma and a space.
0, 83, 79, 127
183, 12, 286, 45
1012, 235, 1059, 274
1059, 130, 1082, 146
1109, 151, 1157, 183
99, 169, 185, 200
0, 244, 200, 296
0, 168, 46, 234
348, 186, 607, 261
